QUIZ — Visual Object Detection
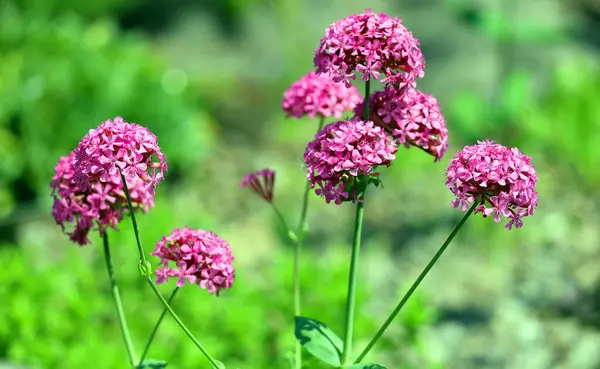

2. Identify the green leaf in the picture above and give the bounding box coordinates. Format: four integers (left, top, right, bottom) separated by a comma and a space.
294, 316, 343, 366
342, 364, 387, 369
137, 359, 168, 369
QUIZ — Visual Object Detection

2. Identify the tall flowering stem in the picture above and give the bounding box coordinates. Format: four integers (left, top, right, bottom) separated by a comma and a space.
355, 201, 479, 363
363, 80, 371, 120
120, 171, 151, 275
102, 232, 138, 368
292, 115, 326, 369
119, 174, 224, 369
145, 280, 223, 368
139, 287, 179, 365
341, 78, 371, 365
341, 188, 366, 365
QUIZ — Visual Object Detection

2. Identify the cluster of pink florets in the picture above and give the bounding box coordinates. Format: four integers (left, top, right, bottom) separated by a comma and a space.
304, 119, 397, 204
282, 72, 362, 119
52, 116, 236, 293
51, 152, 154, 245
151, 227, 235, 295
73, 116, 167, 196
446, 140, 539, 229
314, 9, 425, 87
357, 86, 449, 161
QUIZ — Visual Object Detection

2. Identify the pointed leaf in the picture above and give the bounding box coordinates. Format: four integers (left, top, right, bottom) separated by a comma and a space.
343, 364, 387, 369
294, 316, 343, 366
137, 359, 168, 369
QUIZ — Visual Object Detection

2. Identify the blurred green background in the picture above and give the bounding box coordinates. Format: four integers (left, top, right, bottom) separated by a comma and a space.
1, 0, 599, 368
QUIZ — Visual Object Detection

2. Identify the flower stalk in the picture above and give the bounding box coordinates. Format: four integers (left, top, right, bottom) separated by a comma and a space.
341, 188, 366, 364
139, 287, 180, 365
119, 173, 223, 368
355, 200, 479, 363
102, 232, 138, 368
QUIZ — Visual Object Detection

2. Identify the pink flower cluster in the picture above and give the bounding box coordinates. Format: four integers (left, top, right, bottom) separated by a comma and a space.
304, 119, 397, 204
240, 169, 275, 203
151, 227, 235, 295
357, 86, 449, 161
73, 116, 167, 196
314, 9, 425, 87
446, 140, 538, 229
51, 152, 155, 245
282, 71, 362, 119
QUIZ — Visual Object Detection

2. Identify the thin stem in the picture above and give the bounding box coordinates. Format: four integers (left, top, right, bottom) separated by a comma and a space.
145, 278, 223, 368
119, 172, 148, 268
341, 190, 366, 365
139, 287, 180, 365
363, 79, 371, 120
119, 172, 222, 368
292, 115, 325, 369
297, 115, 325, 241
102, 232, 138, 368
271, 204, 292, 238
355, 201, 479, 363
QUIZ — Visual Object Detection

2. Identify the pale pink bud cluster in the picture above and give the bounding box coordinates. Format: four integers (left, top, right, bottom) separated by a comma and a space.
51, 152, 154, 245
304, 119, 398, 204
446, 140, 539, 229
151, 227, 235, 295
240, 169, 275, 203
282, 72, 362, 119
357, 86, 449, 161
314, 9, 425, 87
73, 116, 167, 196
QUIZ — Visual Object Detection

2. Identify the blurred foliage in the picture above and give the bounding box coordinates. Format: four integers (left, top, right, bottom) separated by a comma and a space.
0, 0, 600, 368
0, 1, 210, 217
0, 202, 437, 368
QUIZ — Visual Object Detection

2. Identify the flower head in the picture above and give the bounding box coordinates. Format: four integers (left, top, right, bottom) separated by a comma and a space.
446, 140, 539, 229
282, 71, 362, 119
314, 9, 425, 87
151, 227, 235, 295
357, 86, 448, 161
304, 119, 397, 204
240, 169, 275, 203
51, 152, 155, 245
73, 116, 167, 195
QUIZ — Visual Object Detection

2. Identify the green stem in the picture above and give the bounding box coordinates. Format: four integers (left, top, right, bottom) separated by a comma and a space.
119, 172, 222, 368
363, 79, 371, 120
102, 232, 138, 368
341, 189, 366, 365
292, 115, 326, 369
139, 287, 180, 365
271, 204, 292, 239
354, 201, 479, 363
119, 172, 149, 273
145, 278, 223, 368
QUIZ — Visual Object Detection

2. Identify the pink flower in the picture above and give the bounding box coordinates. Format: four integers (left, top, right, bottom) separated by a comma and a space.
314, 9, 425, 87
50, 152, 155, 245
73, 116, 167, 195
151, 227, 235, 295
304, 119, 398, 204
356, 86, 449, 161
282, 71, 362, 119
446, 140, 539, 229
240, 169, 275, 203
